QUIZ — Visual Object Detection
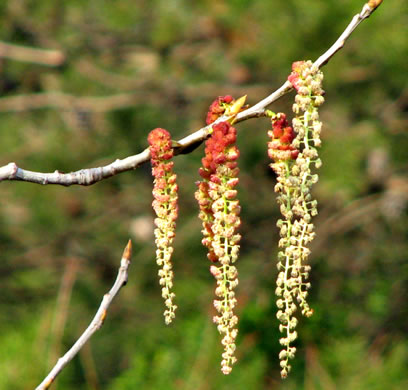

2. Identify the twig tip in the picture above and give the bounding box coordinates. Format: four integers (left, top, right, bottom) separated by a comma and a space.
367, 0, 383, 10
123, 240, 132, 261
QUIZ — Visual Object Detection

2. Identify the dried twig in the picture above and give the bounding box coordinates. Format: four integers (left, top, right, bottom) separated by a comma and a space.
49, 258, 80, 367
0, 81, 270, 113
35, 240, 132, 390
0, 92, 141, 113
0, 40, 65, 66
0, 1, 382, 187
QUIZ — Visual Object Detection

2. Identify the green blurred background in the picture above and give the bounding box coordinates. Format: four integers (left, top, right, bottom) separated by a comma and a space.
0, 0, 407, 389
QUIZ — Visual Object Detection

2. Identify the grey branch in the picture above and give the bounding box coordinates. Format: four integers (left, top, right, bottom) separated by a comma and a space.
35, 241, 132, 390
0, 1, 382, 187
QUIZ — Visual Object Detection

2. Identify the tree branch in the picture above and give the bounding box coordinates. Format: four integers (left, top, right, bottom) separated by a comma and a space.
0, 1, 382, 187
35, 240, 132, 390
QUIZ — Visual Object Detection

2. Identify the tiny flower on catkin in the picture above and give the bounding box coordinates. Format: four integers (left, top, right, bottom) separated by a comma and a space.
267, 113, 299, 162
287, 61, 305, 92
148, 128, 178, 325
269, 60, 324, 378
195, 120, 241, 375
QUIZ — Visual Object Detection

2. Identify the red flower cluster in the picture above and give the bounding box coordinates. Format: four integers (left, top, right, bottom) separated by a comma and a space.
267, 114, 299, 162
206, 95, 234, 125
200, 121, 239, 176
148, 128, 178, 325
287, 61, 305, 92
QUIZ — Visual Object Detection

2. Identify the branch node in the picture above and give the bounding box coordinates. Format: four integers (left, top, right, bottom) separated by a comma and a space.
100, 309, 107, 324
2, 162, 18, 179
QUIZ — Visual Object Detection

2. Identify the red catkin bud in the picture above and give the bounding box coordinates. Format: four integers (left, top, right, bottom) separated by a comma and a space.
148, 128, 173, 161
206, 95, 235, 125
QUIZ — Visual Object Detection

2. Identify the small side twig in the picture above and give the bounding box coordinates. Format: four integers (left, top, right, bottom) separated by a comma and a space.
35, 240, 132, 390
0, 1, 382, 187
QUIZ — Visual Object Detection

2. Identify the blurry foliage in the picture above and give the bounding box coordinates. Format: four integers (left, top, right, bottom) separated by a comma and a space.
0, 0, 407, 389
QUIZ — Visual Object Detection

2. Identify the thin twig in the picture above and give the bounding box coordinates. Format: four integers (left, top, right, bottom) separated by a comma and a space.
35, 240, 132, 390
0, 1, 382, 187
235, 0, 382, 118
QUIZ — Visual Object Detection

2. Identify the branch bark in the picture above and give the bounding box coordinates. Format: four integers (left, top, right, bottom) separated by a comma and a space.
35, 240, 132, 390
0, 1, 382, 187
